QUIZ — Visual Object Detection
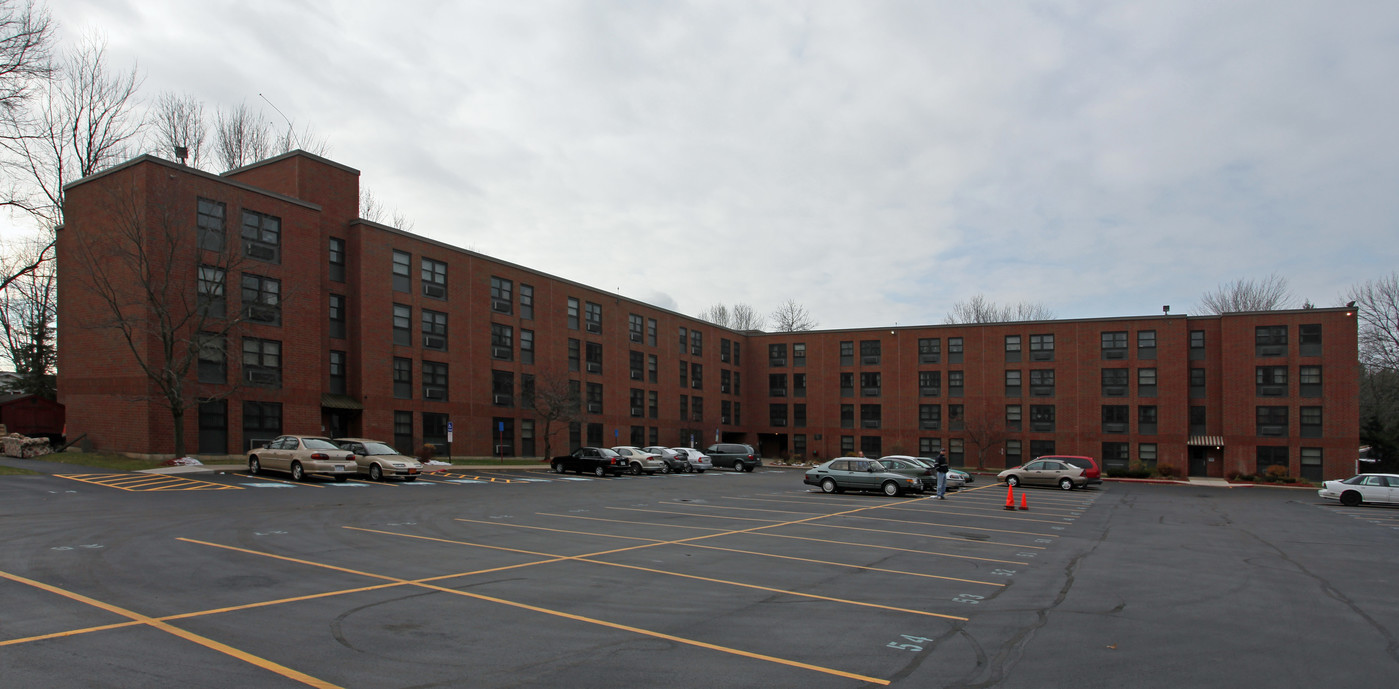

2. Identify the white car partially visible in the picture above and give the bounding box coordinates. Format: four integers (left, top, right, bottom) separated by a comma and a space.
671, 447, 713, 473
1318, 473, 1399, 507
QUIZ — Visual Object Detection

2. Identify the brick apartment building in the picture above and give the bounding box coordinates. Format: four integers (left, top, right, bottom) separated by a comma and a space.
56, 151, 1360, 480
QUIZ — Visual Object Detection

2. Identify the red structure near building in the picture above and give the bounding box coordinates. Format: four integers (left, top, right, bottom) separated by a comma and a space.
56, 151, 1360, 479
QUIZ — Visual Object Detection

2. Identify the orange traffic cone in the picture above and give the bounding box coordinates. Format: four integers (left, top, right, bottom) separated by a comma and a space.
1019, 492, 1029, 511
1004, 485, 1016, 510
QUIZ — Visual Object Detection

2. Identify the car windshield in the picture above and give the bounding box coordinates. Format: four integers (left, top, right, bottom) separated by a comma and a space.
359, 442, 399, 456
302, 438, 340, 450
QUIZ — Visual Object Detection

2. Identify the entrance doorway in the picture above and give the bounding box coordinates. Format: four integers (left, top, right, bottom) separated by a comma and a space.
1188, 447, 1210, 477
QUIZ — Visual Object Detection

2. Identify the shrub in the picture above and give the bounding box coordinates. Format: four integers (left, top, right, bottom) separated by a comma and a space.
1264, 464, 1289, 482
417, 443, 437, 462
1156, 464, 1178, 478
1226, 470, 1241, 481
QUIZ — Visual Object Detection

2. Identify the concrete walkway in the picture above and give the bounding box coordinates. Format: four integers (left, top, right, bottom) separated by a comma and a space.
1186, 476, 1234, 488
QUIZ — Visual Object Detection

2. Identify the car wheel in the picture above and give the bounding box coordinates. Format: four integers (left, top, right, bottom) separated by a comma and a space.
370, 464, 384, 481
1006, 475, 1020, 487
697, 469, 705, 473
1059, 477, 1074, 491
661, 463, 671, 474
552, 461, 566, 474
1340, 490, 1362, 507
733, 461, 746, 473
595, 465, 608, 478
630, 462, 642, 476
405, 477, 416, 482
334, 474, 348, 483
820, 478, 839, 494
291, 462, 305, 481
248, 457, 260, 475
882, 480, 902, 497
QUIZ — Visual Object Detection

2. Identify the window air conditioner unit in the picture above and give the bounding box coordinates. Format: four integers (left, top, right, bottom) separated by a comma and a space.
245, 243, 277, 261
586, 403, 602, 414
586, 362, 601, 373
1258, 345, 1285, 357
424, 388, 445, 400
862, 356, 879, 365
424, 336, 446, 350
490, 298, 510, 312
631, 407, 643, 416
630, 370, 642, 380
1031, 351, 1053, 361
1031, 422, 1054, 432
245, 369, 279, 385
491, 346, 511, 359
862, 420, 880, 429
246, 305, 278, 323
1103, 386, 1127, 397
1259, 425, 1286, 436
493, 394, 512, 405
424, 284, 447, 299
586, 323, 601, 334
1103, 349, 1126, 359
1259, 385, 1286, 396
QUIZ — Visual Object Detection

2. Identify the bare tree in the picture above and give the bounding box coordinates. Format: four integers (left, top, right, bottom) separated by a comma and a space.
1197, 274, 1294, 314
212, 102, 271, 170
0, 0, 53, 116
944, 294, 1055, 324
961, 414, 1010, 472
1348, 272, 1399, 373
770, 298, 817, 332
526, 369, 581, 461
697, 303, 730, 327
146, 90, 205, 168
359, 187, 414, 231
66, 178, 254, 457
0, 231, 54, 395
732, 303, 764, 330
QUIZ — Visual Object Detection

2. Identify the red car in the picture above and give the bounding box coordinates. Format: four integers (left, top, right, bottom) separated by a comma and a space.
1038, 455, 1102, 485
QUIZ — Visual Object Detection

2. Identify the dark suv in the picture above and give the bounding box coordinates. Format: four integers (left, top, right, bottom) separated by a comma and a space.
704, 443, 762, 472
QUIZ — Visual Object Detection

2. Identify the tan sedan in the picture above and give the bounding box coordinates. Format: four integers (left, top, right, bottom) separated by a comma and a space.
998, 458, 1089, 490
246, 435, 356, 482
333, 438, 424, 481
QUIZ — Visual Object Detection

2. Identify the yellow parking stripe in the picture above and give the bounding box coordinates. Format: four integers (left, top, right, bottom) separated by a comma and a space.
57, 474, 242, 491
0, 569, 341, 689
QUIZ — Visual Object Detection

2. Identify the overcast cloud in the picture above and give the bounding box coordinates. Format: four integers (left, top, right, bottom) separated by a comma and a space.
23, 0, 1399, 328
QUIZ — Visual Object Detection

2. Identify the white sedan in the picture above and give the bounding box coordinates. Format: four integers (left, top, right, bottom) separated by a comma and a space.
610, 446, 666, 475
671, 447, 713, 473
1318, 473, 1399, 506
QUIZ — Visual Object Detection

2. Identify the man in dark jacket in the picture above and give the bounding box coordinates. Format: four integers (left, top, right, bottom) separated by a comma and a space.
934, 450, 950, 499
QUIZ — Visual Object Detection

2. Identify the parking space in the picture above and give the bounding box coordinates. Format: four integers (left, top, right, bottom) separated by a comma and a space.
2, 472, 1395, 688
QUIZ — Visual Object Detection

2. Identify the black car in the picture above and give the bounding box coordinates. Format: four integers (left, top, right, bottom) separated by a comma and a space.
704, 443, 762, 472
550, 447, 628, 477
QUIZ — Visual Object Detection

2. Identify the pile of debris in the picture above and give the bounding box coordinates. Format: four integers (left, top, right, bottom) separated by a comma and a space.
3, 432, 52, 458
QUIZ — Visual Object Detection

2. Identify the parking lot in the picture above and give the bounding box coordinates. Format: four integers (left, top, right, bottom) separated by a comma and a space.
2, 465, 1396, 688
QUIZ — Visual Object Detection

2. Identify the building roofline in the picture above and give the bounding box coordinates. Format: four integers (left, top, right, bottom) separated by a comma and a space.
221, 149, 360, 177
62, 154, 322, 212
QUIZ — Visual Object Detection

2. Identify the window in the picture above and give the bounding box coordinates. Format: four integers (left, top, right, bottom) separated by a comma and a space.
521, 374, 535, 407
490, 323, 513, 360
328, 351, 346, 395
585, 341, 603, 374
769, 404, 788, 427
733, 371, 741, 395
1190, 368, 1206, 398
1300, 324, 1322, 357
793, 373, 806, 397
1299, 366, 1322, 397
919, 371, 941, 397
422, 258, 447, 299
794, 434, 807, 457
949, 404, 964, 431
629, 314, 644, 343
422, 361, 448, 401
567, 338, 580, 372
197, 198, 225, 251
840, 404, 854, 429
1300, 447, 1323, 481
521, 419, 536, 456
647, 354, 658, 383
329, 294, 346, 339
919, 404, 941, 430
1300, 406, 1322, 438
860, 404, 882, 429
586, 383, 603, 414
241, 337, 281, 387
690, 330, 702, 356
691, 396, 703, 423
948, 337, 963, 364
240, 210, 280, 263
691, 362, 703, 389
679, 395, 689, 421
678, 360, 688, 387
921, 437, 943, 457
240, 274, 280, 326
567, 298, 579, 330
840, 341, 854, 366
860, 340, 881, 365
648, 390, 658, 419
1005, 335, 1022, 362
1137, 330, 1157, 360
1102, 442, 1129, 473
948, 438, 963, 465
733, 342, 741, 366
1138, 405, 1158, 434
197, 332, 226, 384
647, 318, 657, 346
1005, 370, 1022, 396
521, 329, 534, 365
794, 403, 807, 428
630, 389, 645, 417
197, 265, 226, 318
327, 237, 345, 282
769, 343, 788, 367
1138, 443, 1158, 471
520, 284, 534, 320
1256, 366, 1287, 396
1029, 369, 1054, 397
721, 400, 732, 424
393, 358, 412, 398
1102, 405, 1129, 433
721, 338, 731, 363
1006, 404, 1022, 431
1101, 331, 1128, 359
678, 326, 688, 350
392, 304, 411, 346
242, 401, 282, 451
911, 338, 938, 366
1029, 334, 1054, 361
422, 310, 448, 351
391, 250, 411, 292
1256, 446, 1288, 476
491, 371, 513, 407
862, 436, 883, 459
1030, 439, 1056, 459
1004, 439, 1022, 468
769, 373, 787, 397
630, 351, 645, 381
1136, 367, 1157, 397
423, 413, 448, 450
948, 371, 964, 397
793, 343, 806, 366
1190, 330, 1206, 360
1030, 405, 1055, 432
584, 302, 602, 334
196, 399, 226, 454
861, 372, 881, 397
841, 436, 855, 455
1102, 368, 1128, 396
840, 372, 854, 397
493, 418, 516, 456
1256, 406, 1288, 437
1190, 406, 1207, 435
1255, 325, 1287, 357
490, 276, 513, 312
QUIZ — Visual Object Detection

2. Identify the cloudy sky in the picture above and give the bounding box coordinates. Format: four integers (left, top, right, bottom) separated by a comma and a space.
23, 0, 1399, 329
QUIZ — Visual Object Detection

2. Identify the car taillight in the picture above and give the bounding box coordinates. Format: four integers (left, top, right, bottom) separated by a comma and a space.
345, 454, 355, 462
310, 453, 328, 460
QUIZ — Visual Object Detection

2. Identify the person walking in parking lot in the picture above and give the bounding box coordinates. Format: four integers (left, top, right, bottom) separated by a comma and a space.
934, 450, 950, 499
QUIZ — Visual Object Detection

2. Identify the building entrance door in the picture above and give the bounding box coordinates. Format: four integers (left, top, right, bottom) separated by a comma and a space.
1188, 447, 1210, 477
